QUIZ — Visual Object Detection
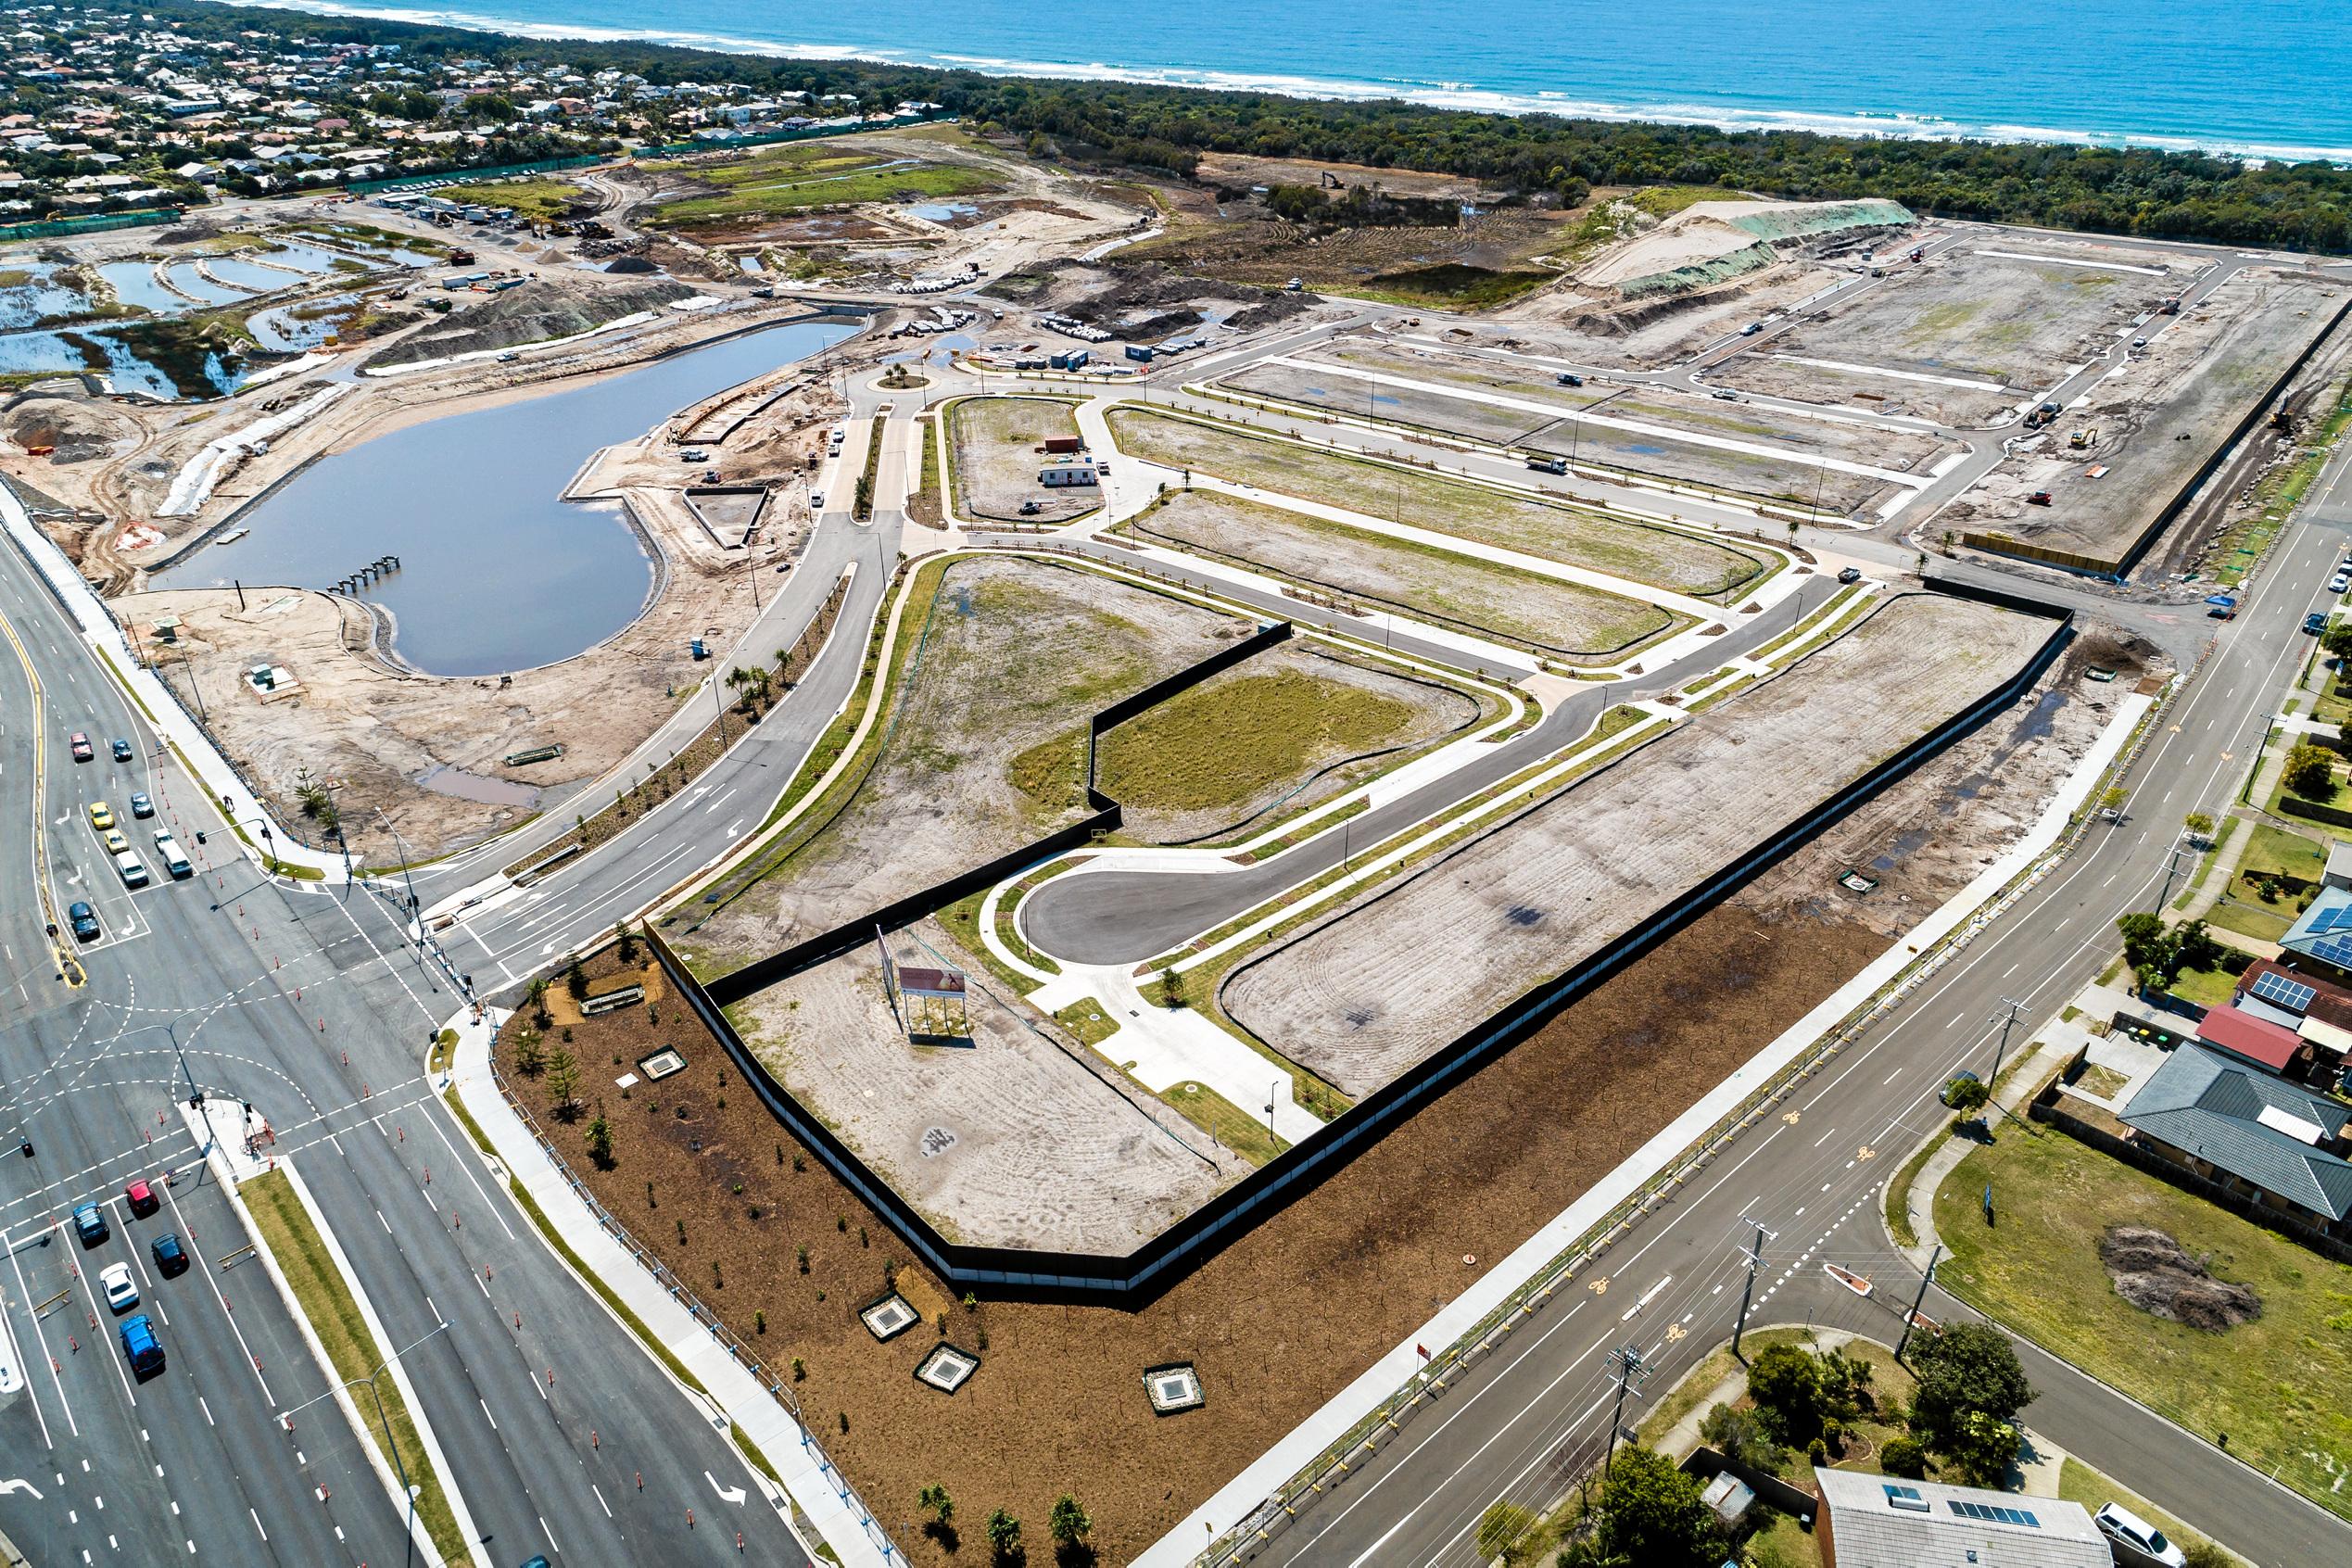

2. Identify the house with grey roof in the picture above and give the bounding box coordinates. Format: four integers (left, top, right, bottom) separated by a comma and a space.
1815, 1468, 2107, 1568
2118, 1043, 2352, 1236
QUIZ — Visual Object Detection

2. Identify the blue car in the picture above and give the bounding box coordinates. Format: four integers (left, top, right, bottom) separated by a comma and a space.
119, 1314, 164, 1377
2308, 612, 2331, 636
71, 1201, 108, 1247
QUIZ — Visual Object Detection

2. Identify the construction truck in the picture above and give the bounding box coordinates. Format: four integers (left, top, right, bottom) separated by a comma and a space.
2068, 428, 2091, 449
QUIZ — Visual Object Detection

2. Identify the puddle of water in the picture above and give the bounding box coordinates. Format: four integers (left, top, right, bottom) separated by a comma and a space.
415, 763, 539, 807
162, 262, 246, 307
247, 295, 355, 353
0, 262, 95, 329
906, 201, 980, 222
204, 254, 302, 293
1625, 442, 1668, 455
0, 328, 226, 398
94, 259, 187, 314
156, 319, 855, 677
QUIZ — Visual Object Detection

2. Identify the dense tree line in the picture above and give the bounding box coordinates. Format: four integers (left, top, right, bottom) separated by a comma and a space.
117, 0, 2352, 252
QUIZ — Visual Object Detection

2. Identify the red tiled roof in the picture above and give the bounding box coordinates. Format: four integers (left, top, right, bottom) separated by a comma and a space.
2237, 956, 2352, 1015
2196, 1004, 2303, 1072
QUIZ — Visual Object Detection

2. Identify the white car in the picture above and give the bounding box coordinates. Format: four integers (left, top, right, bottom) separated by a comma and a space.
2093, 1503, 2187, 1568
2331, 574, 2349, 594
809, 491, 825, 512
99, 1261, 138, 1315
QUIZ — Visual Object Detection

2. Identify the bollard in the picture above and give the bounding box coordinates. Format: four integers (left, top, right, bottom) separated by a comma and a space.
688, 1510, 694, 1531
636, 1472, 642, 1492
513, 1311, 521, 1331
591, 1430, 598, 1450
70, 1336, 78, 1354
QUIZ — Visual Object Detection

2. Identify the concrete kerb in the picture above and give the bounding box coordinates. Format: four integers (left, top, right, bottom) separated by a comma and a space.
0, 474, 348, 879
442, 1010, 892, 1568
181, 1099, 483, 1567
1161, 680, 2159, 1568
1182, 379, 1855, 530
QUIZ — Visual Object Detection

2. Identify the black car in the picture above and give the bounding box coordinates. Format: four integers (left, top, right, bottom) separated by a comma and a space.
129, 791, 154, 818
150, 1232, 189, 1278
109, 738, 133, 763
67, 900, 100, 942
1837, 566, 1862, 584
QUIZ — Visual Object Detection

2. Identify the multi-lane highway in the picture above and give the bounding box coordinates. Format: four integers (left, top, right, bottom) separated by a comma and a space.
0, 520, 817, 1565
1238, 410, 2352, 1568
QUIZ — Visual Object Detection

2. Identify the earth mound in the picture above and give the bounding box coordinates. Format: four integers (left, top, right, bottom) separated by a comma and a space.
2099, 1225, 2261, 1332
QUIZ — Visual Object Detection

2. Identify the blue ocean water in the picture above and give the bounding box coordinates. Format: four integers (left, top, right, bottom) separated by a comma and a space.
243, 0, 2350, 160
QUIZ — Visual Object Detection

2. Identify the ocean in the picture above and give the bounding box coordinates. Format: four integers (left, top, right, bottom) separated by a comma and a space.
234, 0, 2350, 163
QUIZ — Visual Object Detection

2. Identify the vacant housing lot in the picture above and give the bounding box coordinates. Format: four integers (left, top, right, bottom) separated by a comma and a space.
1105, 407, 1766, 596
1222, 593, 2044, 1094
1120, 487, 1684, 659
678, 556, 1251, 974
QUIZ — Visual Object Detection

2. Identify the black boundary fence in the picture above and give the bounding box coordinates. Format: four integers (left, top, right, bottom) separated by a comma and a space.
702, 617, 1293, 1005
1968, 292, 2352, 582
649, 581, 2072, 1303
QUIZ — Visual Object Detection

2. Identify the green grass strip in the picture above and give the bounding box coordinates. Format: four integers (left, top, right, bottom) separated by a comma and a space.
240, 1170, 469, 1565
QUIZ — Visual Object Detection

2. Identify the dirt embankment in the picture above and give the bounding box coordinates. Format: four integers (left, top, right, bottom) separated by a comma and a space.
364, 276, 698, 370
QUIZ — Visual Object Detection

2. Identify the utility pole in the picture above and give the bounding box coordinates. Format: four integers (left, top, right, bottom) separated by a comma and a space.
1990, 995, 2029, 1086
1731, 1215, 1778, 1361
1602, 1344, 1650, 1473
2157, 828, 2199, 908
1897, 1244, 1943, 1361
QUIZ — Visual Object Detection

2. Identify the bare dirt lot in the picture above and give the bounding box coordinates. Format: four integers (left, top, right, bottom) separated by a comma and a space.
1959, 271, 2346, 568
503, 890, 1891, 1565
1736, 626, 2162, 939
1712, 350, 2018, 428
1483, 259, 1844, 370
1119, 487, 1680, 659
130, 570, 751, 860
1223, 593, 2043, 1096
944, 395, 1094, 522
1098, 640, 1486, 844
1255, 336, 1954, 512
677, 556, 1253, 975
1758, 241, 2187, 391
727, 922, 1233, 1252
1105, 407, 1766, 598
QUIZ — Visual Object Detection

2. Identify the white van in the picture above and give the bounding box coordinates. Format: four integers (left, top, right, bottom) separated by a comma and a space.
113, 850, 150, 888
153, 832, 192, 879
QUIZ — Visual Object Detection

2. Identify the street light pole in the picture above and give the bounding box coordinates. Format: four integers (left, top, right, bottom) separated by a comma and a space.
276, 1320, 451, 1568
373, 807, 421, 923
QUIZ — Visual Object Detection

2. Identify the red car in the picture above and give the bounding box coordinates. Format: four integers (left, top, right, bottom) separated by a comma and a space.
124, 1178, 158, 1219
69, 731, 94, 762
2025, 491, 2054, 506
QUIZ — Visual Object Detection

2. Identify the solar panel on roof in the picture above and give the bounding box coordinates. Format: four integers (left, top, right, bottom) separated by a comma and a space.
2309, 933, 2352, 970
2308, 907, 2348, 935
2251, 970, 2319, 1012
1949, 1499, 2041, 1527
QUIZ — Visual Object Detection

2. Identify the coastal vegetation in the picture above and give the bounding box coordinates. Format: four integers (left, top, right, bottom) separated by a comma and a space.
96, 0, 2352, 254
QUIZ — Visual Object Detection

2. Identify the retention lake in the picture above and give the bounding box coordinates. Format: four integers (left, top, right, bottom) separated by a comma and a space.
158, 318, 855, 677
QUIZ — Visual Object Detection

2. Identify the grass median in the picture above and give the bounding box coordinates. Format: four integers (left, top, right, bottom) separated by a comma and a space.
240, 1169, 469, 1564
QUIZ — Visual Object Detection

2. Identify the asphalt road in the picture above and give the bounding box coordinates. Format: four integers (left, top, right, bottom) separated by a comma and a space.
1240, 425, 2352, 1568
0, 535, 818, 1566
1021, 568, 1838, 964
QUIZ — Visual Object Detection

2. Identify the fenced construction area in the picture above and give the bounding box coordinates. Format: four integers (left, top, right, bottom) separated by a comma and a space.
677, 555, 1254, 976
1221, 593, 2050, 1095
1118, 487, 1686, 660
1104, 406, 1767, 597
945, 395, 1096, 522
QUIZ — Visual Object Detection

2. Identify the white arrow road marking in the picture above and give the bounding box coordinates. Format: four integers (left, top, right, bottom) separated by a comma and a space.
0, 1479, 42, 1498
707, 1472, 746, 1505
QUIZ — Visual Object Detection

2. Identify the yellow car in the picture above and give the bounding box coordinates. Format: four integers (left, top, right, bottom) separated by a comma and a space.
101, 828, 129, 854
87, 801, 114, 830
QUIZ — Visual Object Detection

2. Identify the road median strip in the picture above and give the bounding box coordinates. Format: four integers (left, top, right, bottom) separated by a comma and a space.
236, 1166, 474, 1566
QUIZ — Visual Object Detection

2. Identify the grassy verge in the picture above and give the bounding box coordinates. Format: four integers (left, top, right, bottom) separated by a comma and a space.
2209, 383, 2352, 587
906, 415, 942, 527
1933, 1123, 2352, 1521
2056, 1459, 2246, 1565
433, 178, 588, 222
2199, 898, 2292, 942
2170, 816, 2243, 910
1147, 1075, 1289, 1167
239, 1170, 469, 1565
854, 413, 883, 520
1051, 996, 1119, 1046
1883, 1126, 1954, 1250
1096, 667, 1426, 816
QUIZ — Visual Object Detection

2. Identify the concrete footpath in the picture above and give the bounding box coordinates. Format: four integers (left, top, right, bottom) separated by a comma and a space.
443, 1010, 894, 1568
